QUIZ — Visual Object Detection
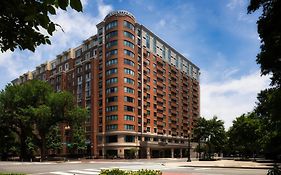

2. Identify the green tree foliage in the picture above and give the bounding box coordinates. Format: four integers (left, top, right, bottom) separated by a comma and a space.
227, 113, 262, 158
71, 126, 87, 153
255, 88, 281, 159
0, 0, 83, 52
46, 125, 62, 153
193, 116, 226, 159
248, 0, 281, 87
248, 0, 281, 160
0, 80, 87, 161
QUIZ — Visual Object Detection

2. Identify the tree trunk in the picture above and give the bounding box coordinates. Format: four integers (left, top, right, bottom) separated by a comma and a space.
198, 140, 201, 159
20, 132, 29, 161
40, 133, 47, 161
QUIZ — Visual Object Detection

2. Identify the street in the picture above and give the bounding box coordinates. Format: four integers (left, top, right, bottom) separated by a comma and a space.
0, 159, 267, 175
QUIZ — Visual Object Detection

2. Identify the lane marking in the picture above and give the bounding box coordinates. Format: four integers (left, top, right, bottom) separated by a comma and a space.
50, 171, 73, 175
68, 170, 99, 174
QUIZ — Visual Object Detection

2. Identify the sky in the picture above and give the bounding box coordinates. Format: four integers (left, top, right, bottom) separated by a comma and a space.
0, 0, 270, 129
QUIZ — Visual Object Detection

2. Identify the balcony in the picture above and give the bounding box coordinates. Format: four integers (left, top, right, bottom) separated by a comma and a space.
157, 105, 164, 111
157, 97, 164, 103
157, 113, 164, 118
157, 90, 164, 96
157, 81, 164, 88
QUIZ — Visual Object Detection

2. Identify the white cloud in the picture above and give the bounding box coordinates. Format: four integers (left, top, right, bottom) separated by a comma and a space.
226, 0, 245, 10
201, 71, 270, 129
0, 51, 26, 77
158, 19, 166, 27
97, 0, 113, 19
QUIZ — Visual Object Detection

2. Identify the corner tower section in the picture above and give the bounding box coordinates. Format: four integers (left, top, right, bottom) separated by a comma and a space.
96, 10, 138, 158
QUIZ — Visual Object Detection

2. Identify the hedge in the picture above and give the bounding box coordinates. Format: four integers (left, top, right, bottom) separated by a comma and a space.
99, 169, 162, 175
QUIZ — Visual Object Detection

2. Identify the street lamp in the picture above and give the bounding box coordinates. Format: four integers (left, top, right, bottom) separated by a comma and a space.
187, 130, 191, 162
64, 125, 71, 156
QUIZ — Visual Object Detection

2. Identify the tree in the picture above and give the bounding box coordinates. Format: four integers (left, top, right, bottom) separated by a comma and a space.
228, 113, 262, 158
207, 117, 226, 156
255, 88, 281, 159
0, 83, 34, 160
0, 0, 83, 52
193, 117, 209, 158
0, 80, 88, 161
248, 0, 281, 87
193, 116, 226, 159
46, 125, 62, 154
248, 0, 281, 160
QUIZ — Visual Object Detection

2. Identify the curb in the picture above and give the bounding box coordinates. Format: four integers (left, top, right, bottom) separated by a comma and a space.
180, 165, 271, 170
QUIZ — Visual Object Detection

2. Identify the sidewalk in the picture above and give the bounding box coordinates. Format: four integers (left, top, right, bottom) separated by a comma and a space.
165, 159, 275, 169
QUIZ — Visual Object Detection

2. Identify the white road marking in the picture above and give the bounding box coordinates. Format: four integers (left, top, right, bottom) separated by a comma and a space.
48, 164, 183, 175
83, 168, 100, 171
50, 171, 74, 175
68, 170, 99, 174
194, 168, 211, 171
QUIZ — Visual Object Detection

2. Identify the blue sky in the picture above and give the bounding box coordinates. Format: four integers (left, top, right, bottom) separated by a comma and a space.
0, 0, 270, 129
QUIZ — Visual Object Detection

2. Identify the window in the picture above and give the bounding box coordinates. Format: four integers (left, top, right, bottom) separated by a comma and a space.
106, 96, 118, 103
123, 31, 134, 40
124, 135, 135, 142
124, 105, 134, 112
124, 49, 135, 58
85, 73, 91, 80
106, 125, 118, 131
106, 58, 118, 66
123, 40, 134, 49
147, 127, 150, 132
106, 68, 117, 75
75, 48, 82, 57
163, 46, 166, 59
168, 49, 171, 62
124, 77, 134, 85
106, 105, 118, 112
105, 20, 117, 31
77, 76, 82, 84
64, 63, 69, 71
106, 87, 118, 94
124, 124, 135, 130
146, 33, 150, 48
106, 40, 118, 48
85, 63, 91, 70
106, 77, 118, 85
106, 49, 118, 57
153, 37, 156, 53
124, 68, 135, 76
124, 59, 135, 66
105, 31, 118, 40
98, 28, 103, 35
123, 20, 134, 30
124, 115, 135, 121
124, 96, 134, 103
106, 115, 118, 121
124, 87, 134, 94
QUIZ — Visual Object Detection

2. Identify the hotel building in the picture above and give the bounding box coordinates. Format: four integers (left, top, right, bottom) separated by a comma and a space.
12, 10, 200, 159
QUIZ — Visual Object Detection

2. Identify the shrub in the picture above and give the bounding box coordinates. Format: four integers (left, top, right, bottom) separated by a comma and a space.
99, 169, 162, 175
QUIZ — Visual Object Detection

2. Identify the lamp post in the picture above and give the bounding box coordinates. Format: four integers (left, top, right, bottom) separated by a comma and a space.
64, 125, 71, 157
187, 130, 191, 162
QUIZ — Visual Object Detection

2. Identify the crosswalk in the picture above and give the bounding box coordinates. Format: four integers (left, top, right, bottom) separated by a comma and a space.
49, 165, 176, 175
50, 168, 100, 175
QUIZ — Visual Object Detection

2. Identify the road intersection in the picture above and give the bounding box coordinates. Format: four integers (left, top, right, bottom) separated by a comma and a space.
0, 159, 268, 175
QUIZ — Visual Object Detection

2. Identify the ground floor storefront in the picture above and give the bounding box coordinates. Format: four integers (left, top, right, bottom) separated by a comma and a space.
96, 142, 197, 159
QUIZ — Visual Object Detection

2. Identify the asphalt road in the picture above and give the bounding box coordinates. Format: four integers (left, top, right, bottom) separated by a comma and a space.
0, 159, 267, 175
